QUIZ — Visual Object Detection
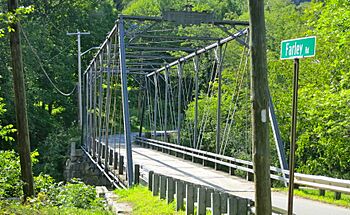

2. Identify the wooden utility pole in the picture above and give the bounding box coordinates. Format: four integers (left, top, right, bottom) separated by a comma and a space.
8, 0, 35, 199
248, 0, 272, 214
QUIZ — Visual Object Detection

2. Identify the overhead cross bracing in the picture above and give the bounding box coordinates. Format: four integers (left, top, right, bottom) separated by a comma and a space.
81, 11, 288, 189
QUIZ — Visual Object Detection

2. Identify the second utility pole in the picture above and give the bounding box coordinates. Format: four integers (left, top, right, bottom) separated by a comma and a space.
248, 0, 272, 214
67, 30, 90, 129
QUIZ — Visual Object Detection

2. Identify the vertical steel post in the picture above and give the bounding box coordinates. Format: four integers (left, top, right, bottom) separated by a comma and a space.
164, 68, 169, 141
153, 74, 158, 138
77, 33, 82, 128
92, 62, 97, 158
89, 67, 93, 154
288, 58, 299, 215
193, 56, 199, 149
215, 46, 223, 156
97, 54, 104, 164
85, 71, 89, 151
138, 88, 146, 137
104, 40, 112, 171
177, 63, 183, 145
118, 17, 134, 187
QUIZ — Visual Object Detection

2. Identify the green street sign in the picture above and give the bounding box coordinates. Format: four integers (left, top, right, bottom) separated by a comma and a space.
280, 36, 316, 60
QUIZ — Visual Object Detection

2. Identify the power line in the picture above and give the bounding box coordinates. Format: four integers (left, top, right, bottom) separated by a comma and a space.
21, 28, 76, 97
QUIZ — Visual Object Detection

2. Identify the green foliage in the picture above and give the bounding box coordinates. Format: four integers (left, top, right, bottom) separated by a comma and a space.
55, 179, 105, 209
0, 150, 38, 199
0, 150, 22, 198
0, 149, 108, 211
0, 98, 16, 142
35, 126, 80, 181
0, 200, 111, 215
0, 5, 34, 38
265, 0, 350, 179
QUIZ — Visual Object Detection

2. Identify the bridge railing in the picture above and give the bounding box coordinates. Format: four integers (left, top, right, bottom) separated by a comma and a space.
136, 137, 350, 199
136, 137, 286, 181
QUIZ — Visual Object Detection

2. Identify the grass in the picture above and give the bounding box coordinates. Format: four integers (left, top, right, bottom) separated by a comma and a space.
0, 200, 112, 215
115, 186, 185, 215
114, 185, 212, 215
273, 187, 350, 208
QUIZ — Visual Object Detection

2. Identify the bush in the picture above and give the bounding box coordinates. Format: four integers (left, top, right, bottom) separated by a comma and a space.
0, 150, 22, 199
0, 150, 106, 211
55, 179, 105, 209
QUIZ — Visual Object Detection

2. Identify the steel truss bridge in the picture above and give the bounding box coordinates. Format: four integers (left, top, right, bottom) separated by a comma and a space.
79, 11, 350, 215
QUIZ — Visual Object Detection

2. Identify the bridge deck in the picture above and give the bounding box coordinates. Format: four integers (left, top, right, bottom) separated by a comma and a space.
116, 145, 349, 215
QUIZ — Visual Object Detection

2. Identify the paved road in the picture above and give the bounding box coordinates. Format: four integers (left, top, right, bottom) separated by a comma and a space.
118, 145, 349, 215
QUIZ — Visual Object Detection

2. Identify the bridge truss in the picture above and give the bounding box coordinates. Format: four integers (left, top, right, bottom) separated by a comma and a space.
82, 11, 288, 187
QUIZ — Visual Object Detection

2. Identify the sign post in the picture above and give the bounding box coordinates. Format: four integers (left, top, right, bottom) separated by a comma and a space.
280, 36, 316, 215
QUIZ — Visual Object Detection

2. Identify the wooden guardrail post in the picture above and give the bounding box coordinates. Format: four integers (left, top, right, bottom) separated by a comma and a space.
148, 171, 154, 191
211, 191, 221, 215
102, 144, 106, 159
152, 173, 160, 196
220, 192, 228, 214
202, 157, 206, 167
134, 164, 140, 185
109, 149, 113, 166
227, 195, 238, 215
229, 161, 235, 175
197, 187, 206, 215
205, 188, 214, 207
237, 198, 248, 215
193, 184, 199, 202
167, 177, 175, 204
247, 171, 254, 182
160, 175, 167, 199
186, 183, 195, 215
118, 155, 124, 175
334, 192, 341, 200
176, 180, 185, 211
319, 189, 325, 196
113, 152, 118, 170
98, 141, 102, 164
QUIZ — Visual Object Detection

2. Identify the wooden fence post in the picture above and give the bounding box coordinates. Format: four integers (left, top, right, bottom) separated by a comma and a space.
186, 183, 194, 215
152, 173, 160, 196
109, 149, 113, 166
176, 180, 185, 211
197, 187, 206, 215
205, 188, 214, 207
334, 192, 341, 200
134, 164, 140, 185
148, 171, 154, 191
113, 152, 118, 169
227, 195, 238, 215
160, 175, 167, 199
319, 189, 325, 196
118, 155, 124, 175
211, 191, 221, 215
220, 192, 228, 213
166, 177, 175, 204
238, 198, 248, 215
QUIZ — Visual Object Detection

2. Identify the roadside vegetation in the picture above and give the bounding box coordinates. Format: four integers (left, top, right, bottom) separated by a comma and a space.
273, 187, 350, 208
0, 150, 111, 214
115, 186, 185, 215
115, 185, 212, 215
